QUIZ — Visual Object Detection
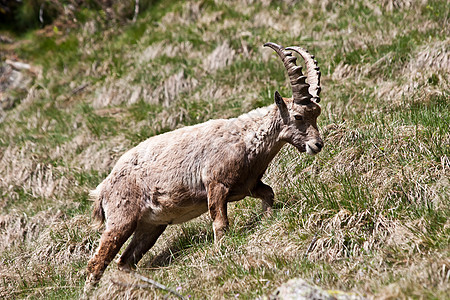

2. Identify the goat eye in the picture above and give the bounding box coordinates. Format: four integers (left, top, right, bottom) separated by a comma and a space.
294, 115, 303, 121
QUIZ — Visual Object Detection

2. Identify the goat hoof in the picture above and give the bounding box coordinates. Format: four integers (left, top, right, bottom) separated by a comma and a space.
118, 263, 133, 273
83, 275, 99, 298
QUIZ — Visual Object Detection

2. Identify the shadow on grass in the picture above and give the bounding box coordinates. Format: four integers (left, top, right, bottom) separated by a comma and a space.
145, 226, 212, 268
144, 211, 267, 268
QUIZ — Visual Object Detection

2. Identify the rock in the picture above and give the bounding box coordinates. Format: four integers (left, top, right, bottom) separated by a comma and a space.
269, 278, 365, 300
0, 35, 13, 44
0, 59, 37, 120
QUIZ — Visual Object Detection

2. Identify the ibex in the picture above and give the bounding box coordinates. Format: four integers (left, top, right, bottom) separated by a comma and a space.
85, 42, 323, 287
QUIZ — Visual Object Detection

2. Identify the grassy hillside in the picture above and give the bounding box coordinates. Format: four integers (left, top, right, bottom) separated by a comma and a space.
0, 0, 449, 299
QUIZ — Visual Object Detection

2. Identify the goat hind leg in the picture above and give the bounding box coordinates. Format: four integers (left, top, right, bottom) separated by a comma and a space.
85, 220, 137, 288
117, 224, 167, 271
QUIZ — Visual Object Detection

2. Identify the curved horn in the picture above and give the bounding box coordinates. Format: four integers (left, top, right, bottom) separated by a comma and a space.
286, 46, 321, 103
263, 42, 312, 104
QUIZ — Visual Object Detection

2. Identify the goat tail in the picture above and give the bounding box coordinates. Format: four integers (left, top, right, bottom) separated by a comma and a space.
90, 187, 105, 230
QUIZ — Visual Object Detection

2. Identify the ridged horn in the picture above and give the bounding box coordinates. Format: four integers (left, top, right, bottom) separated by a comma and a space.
263, 42, 312, 105
285, 46, 321, 103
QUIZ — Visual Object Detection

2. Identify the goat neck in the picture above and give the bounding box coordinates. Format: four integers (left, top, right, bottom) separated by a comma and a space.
233, 104, 285, 164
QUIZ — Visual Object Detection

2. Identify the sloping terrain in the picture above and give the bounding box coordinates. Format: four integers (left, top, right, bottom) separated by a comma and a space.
0, 0, 449, 299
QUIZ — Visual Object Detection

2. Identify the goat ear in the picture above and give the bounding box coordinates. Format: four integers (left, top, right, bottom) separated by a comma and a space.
274, 91, 289, 123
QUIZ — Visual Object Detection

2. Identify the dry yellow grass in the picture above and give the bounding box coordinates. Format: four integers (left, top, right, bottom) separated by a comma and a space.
0, 0, 448, 299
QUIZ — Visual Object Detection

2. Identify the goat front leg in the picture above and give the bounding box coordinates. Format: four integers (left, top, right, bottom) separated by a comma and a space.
252, 180, 275, 216
207, 182, 229, 243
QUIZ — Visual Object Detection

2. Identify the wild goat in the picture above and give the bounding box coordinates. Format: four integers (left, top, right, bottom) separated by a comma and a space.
85, 42, 323, 287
